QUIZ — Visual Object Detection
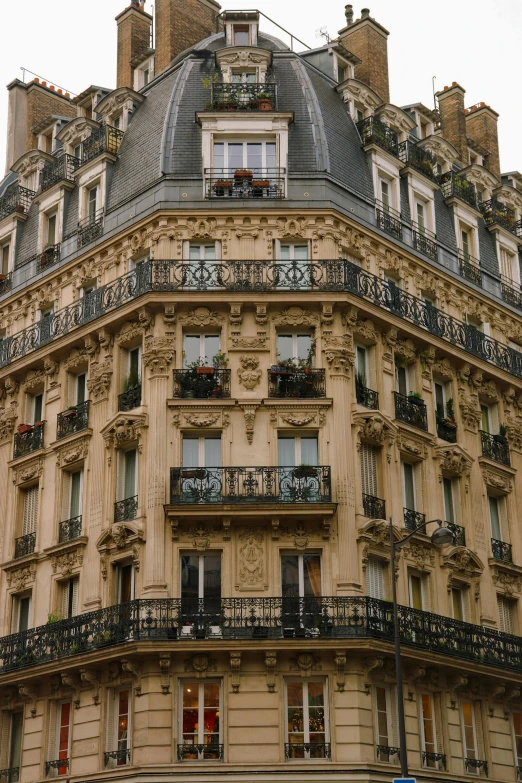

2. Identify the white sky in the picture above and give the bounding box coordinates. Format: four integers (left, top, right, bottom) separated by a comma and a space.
1, 0, 521, 175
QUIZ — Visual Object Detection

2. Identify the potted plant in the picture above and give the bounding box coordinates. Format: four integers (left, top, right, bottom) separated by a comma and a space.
181, 467, 207, 480
293, 464, 318, 479
212, 350, 229, 369
17, 423, 33, 434
123, 369, 140, 392
257, 93, 273, 111
234, 169, 253, 180
180, 620, 194, 638
408, 391, 424, 406
494, 424, 508, 444
62, 405, 77, 418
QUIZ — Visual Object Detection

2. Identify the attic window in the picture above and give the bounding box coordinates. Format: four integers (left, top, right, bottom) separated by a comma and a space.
234, 25, 250, 45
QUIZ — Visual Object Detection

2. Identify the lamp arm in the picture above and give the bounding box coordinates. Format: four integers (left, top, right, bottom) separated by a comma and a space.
390, 517, 441, 552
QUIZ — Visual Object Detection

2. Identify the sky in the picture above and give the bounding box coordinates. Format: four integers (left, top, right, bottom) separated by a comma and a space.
1, 0, 521, 175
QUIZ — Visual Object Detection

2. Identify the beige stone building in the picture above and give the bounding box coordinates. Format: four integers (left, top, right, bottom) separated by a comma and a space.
0, 2, 522, 782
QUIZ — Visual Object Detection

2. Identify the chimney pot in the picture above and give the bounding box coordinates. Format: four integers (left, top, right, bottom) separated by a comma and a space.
480, 101, 485, 107
444, 85, 448, 90
42, 81, 47, 87
57, 89, 63, 95
361, 8, 370, 17
452, 81, 457, 86
65, 93, 70, 98
345, 4, 354, 24
50, 85, 55, 91
34, 78, 39, 84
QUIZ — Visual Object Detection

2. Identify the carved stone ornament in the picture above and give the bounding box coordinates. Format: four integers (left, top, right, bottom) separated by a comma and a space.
236, 529, 267, 591
184, 654, 217, 678
481, 467, 512, 493
432, 358, 456, 380
354, 318, 380, 342
0, 402, 18, 445
178, 307, 224, 327
273, 306, 318, 327
323, 334, 355, 376
172, 408, 230, 429
230, 652, 241, 693
492, 568, 522, 597
281, 413, 317, 427
56, 437, 90, 468
237, 356, 262, 390
87, 358, 113, 402
102, 415, 147, 455
230, 335, 268, 351
276, 217, 308, 238
442, 549, 484, 580
458, 390, 482, 433
216, 46, 271, 80
5, 563, 37, 589
21, 369, 45, 393
403, 542, 435, 571
44, 358, 59, 387
51, 548, 84, 576
433, 445, 473, 479
142, 336, 175, 376
115, 320, 145, 347
265, 651, 277, 693
158, 654, 171, 694
13, 457, 44, 486
353, 412, 396, 447
241, 404, 259, 444
186, 217, 217, 238
396, 432, 429, 459
97, 523, 144, 552
289, 653, 321, 675
184, 413, 220, 428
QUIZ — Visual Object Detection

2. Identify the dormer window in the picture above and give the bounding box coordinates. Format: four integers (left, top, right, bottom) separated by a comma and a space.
233, 25, 250, 45
1, 241, 10, 276
231, 72, 257, 84
88, 185, 99, 218
46, 213, 57, 247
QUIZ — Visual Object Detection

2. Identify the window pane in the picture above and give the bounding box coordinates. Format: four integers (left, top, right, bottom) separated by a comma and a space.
266, 142, 277, 169
204, 335, 220, 364
287, 681, 304, 743
204, 245, 216, 260
181, 556, 200, 600
397, 366, 407, 396
19, 597, 30, 632
410, 575, 423, 609
10, 712, 23, 769
203, 682, 220, 741
296, 335, 312, 361
422, 694, 435, 754
189, 245, 202, 261
124, 450, 136, 498
70, 471, 82, 517
278, 437, 295, 466
184, 336, 200, 367
403, 463, 415, 509
435, 383, 444, 418
489, 496, 501, 540
246, 143, 262, 171
204, 436, 221, 467
376, 687, 389, 745
452, 588, 463, 621
228, 143, 244, 170
303, 555, 321, 597
182, 438, 199, 468
213, 143, 225, 170
281, 555, 299, 598
204, 555, 221, 600
443, 478, 454, 523
182, 683, 199, 742
277, 335, 293, 362
34, 394, 43, 423
301, 437, 318, 465
77, 374, 86, 405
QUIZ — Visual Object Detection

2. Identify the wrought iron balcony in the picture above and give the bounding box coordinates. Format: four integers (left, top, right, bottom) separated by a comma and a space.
458, 251, 482, 287
412, 222, 438, 260
37, 244, 61, 274
268, 368, 326, 398
447, 522, 466, 548
114, 496, 138, 523
437, 419, 457, 443
13, 422, 44, 459
501, 276, 522, 310
104, 749, 130, 767
439, 171, 477, 209
422, 751, 446, 769
170, 465, 331, 505
210, 82, 277, 111
205, 168, 285, 199
491, 538, 513, 564
118, 384, 141, 411
465, 758, 488, 776
398, 140, 437, 182
77, 209, 103, 249
516, 764, 522, 781
173, 369, 231, 399
40, 154, 81, 192
480, 430, 510, 466
59, 516, 82, 544
14, 532, 36, 559
0, 769, 19, 782
57, 401, 90, 440
356, 382, 379, 409
376, 745, 400, 762
0, 272, 12, 296
177, 743, 223, 761
285, 743, 331, 760
0, 184, 36, 221
480, 198, 521, 237
394, 392, 428, 431
2, 259, 522, 388
376, 200, 402, 240
363, 493, 386, 519
45, 758, 69, 777
357, 116, 399, 157
81, 125, 124, 166
404, 508, 426, 532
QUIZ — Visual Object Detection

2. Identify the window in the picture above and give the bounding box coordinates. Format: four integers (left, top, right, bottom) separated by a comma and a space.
183, 334, 220, 368
500, 247, 517, 282
443, 477, 457, 525
186, 244, 216, 262
416, 201, 426, 233
380, 179, 390, 211
409, 572, 430, 610
12, 594, 31, 633
276, 245, 310, 287
498, 595, 516, 634
27, 393, 43, 425
233, 25, 250, 45
106, 689, 130, 767
117, 450, 137, 502
73, 144, 82, 160
213, 141, 276, 172
60, 579, 79, 619
75, 374, 86, 406
489, 495, 509, 543
231, 72, 257, 84
278, 435, 318, 466
47, 214, 57, 247
278, 244, 309, 262
122, 346, 141, 391
21, 486, 38, 539
375, 685, 397, 761
403, 462, 416, 511
6, 711, 23, 773
461, 701, 479, 771
180, 681, 222, 760
461, 228, 471, 260
452, 586, 470, 622
48, 701, 71, 774
281, 553, 321, 599
182, 436, 221, 468
286, 680, 328, 759
116, 564, 134, 604
366, 557, 386, 600
355, 106, 364, 123
61, 469, 83, 523
434, 381, 448, 420
395, 362, 414, 397
420, 693, 443, 768
142, 67, 149, 86
512, 712, 522, 768
1, 242, 10, 276
360, 444, 378, 499
277, 333, 313, 365
181, 554, 221, 619
481, 404, 490, 434
87, 186, 98, 220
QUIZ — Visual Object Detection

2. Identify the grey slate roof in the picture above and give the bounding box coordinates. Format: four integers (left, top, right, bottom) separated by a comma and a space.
15, 200, 39, 265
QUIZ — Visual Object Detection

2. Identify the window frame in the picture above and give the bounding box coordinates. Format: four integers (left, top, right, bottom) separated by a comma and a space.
280, 552, 323, 599
212, 139, 278, 171
179, 679, 223, 759
284, 678, 329, 760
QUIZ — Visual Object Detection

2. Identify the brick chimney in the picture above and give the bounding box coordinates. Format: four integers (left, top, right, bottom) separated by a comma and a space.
155, 0, 221, 75
436, 82, 468, 164
338, 7, 390, 103
116, 2, 153, 89
465, 103, 501, 180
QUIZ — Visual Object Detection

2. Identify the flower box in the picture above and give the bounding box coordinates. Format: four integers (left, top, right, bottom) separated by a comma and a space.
234, 169, 253, 179
196, 366, 215, 375
408, 395, 424, 406
17, 424, 33, 434
252, 180, 270, 188
181, 468, 207, 480
215, 181, 232, 188
293, 466, 318, 479
62, 408, 77, 418
258, 99, 273, 111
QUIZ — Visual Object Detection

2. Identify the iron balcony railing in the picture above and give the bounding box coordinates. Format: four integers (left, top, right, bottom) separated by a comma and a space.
376, 745, 400, 762
205, 168, 285, 199
13, 422, 44, 459
357, 116, 399, 157
210, 82, 277, 111
118, 384, 142, 411
480, 430, 510, 466
40, 154, 81, 192
6, 595, 522, 673
104, 749, 130, 767
81, 125, 124, 165
114, 496, 138, 523
45, 759, 69, 777
173, 369, 231, 399
447, 522, 466, 548
77, 209, 103, 249
404, 508, 426, 532
439, 171, 477, 209
37, 244, 61, 274
394, 392, 428, 431
412, 222, 438, 260
465, 759, 488, 776
170, 465, 331, 505
3, 258, 522, 385
363, 493, 386, 519
0, 769, 19, 782
480, 199, 521, 237
14, 532, 36, 559
398, 140, 437, 182
57, 401, 90, 440
422, 751, 447, 769
491, 538, 513, 564
177, 743, 223, 761
284, 743, 331, 760
458, 251, 482, 287
501, 276, 522, 310
355, 382, 379, 410
0, 184, 36, 221
59, 516, 82, 544
268, 368, 326, 398
0, 272, 12, 296
375, 200, 402, 240
437, 419, 457, 443
517, 765, 522, 781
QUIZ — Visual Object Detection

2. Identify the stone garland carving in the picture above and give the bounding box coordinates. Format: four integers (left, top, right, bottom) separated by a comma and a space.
12, 457, 44, 486
276, 217, 308, 238
354, 318, 380, 342
0, 402, 18, 446
230, 335, 268, 351
103, 416, 147, 456
56, 437, 90, 468
51, 548, 84, 576
237, 356, 262, 390
5, 563, 37, 589
481, 468, 512, 493
178, 307, 224, 327
184, 413, 220, 428
115, 320, 146, 347
172, 410, 229, 429
21, 369, 45, 393
402, 542, 435, 572
87, 358, 113, 402
273, 306, 318, 327
64, 348, 90, 373
186, 217, 217, 238
142, 336, 174, 376
396, 432, 429, 459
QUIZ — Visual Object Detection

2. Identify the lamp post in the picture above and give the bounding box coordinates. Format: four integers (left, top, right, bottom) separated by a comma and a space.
389, 517, 454, 777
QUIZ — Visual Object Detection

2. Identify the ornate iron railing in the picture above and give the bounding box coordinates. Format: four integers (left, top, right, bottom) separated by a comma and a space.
6, 596, 522, 673
480, 430, 510, 466
447, 522, 466, 548
363, 494, 386, 519
491, 538, 513, 564
516, 764, 522, 781
118, 384, 141, 411
458, 251, 482, 287
412, 222, 438, 260
517, 219, 522, 239
170, 466, 332, 504
465, 758, 488, 776
210, 82, 277, 111
14, 532, 36, 559
57, 401, 90, 440
268, 368, 326, 398
439, 171, 477, 209
284, 743, 331, 760
205, 168, 285, 199
114, 496, 138, 523
0, 273, 12, 296
81, 125, 124, 165
480, 199, 519, 236
45, 758, 69, 776
398, 140, 437, 181
404, 508, 426, 532
356, 382, 379, 410
422, 751, 446, 769
173, 369, 231, 399
59, 516, 82, 544
40, 154, 81, 192
177, 743, 223, 761
0, 768, 19, 782
104, 749, 130, 767
37, 244, 61, 274
0, 184, 36, 221
376, 745, 400, 762
501, 277, 522, 310
13, 422, 44, 459
77, 210, 103, 249
356, 116, 399, 157
3, 259, 522, 386
437, 420, 457, 443
375, 200, 402, 240
394, 392, 428, 431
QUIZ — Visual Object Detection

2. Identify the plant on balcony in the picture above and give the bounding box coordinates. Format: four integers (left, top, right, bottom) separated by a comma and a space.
201, 73, 219, 89
271, 357, 295, 375
494, 424, 508, 444
257, 93, 273, 110
47, 612, 63, 624
293, 464, 318, 479
212, 350, 229, 369
234, 169, 253, 179
408, 391, 424, 406
17, 423, 33, 434
437, 398, 457, 429
123, 369, 140, 392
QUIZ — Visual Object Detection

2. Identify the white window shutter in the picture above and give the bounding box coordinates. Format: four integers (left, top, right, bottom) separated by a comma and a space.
71, 579, 79, 617
22, 487, 38, 535
453, 479, 462, 527
490, 404, 500, 435
61, 582, 69, 621
67, 374, 76, 407
48, 701, 58, 760
24, 394, 33, 424
360, 444, 378, 497
61, 473, 71, 522
366, 557, 384, 600
421, 574, 432, 612
434, 692, 444, 755
498, 597, 513, 634
407, 364, 417, 394
413, 463, 423, 513
106, 689, 116, 754
11, 599, 20, 634
462, 587, 471, 623
474, 702, 485, 760
0, 712, 11, 769
367, 345, 377, 390
499, 497, 510, 543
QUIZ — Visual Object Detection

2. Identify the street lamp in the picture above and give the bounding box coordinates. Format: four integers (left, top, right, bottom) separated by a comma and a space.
389, 517, 454, 777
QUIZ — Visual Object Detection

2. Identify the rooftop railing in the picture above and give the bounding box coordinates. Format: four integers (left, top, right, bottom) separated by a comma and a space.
356, 116, 399, 157
205, 168, 285, 199
458, 251, 482, 287
81, 125, 124, 166
439, 171, 477, 209
480, 199, 522, 237
398, 140, 437, 182
375, 200, 402, 240
210, 83, 277, 111
37, 244, 61, 274
268, 368, 326, 398
0, 185, 36, 221
40, 154, 81, 192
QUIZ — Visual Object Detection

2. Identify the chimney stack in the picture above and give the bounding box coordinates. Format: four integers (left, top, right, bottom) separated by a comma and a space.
465, 104, 501, 180
338, 8, 390, 103
116, 2, 153, 89
436, 82, 468, 165
155, 0, 221, 75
